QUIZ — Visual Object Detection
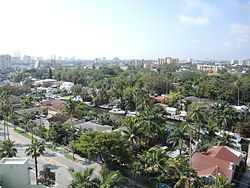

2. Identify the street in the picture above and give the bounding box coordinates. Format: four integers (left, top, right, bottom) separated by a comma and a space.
0, 123, 100, 188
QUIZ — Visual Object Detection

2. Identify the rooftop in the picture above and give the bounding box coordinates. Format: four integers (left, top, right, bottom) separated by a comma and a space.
0, 158, 28, 165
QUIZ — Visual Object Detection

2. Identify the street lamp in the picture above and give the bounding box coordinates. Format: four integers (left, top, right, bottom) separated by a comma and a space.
234, 81, 240, 106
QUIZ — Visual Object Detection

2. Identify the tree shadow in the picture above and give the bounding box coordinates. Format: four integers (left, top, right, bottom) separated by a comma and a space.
42, 163, 59, 170
43, 152, 56, 157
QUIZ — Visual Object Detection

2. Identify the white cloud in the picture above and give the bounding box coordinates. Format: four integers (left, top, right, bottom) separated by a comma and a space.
178, 0, 215, 26
179, 15, 210, 26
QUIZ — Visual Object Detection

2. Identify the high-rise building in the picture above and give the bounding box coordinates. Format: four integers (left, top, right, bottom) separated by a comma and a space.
23, 55, 32, 64
157, 57, 179, 67
0, 54, 11, 70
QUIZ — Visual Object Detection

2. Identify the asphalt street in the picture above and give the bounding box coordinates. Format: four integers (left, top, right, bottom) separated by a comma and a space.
0, 123, 100, 188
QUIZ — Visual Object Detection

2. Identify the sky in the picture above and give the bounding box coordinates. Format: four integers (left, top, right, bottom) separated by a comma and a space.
0, 0, 249, 60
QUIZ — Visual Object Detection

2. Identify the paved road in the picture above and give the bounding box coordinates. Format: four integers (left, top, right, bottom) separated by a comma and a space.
0, 123, 100, 188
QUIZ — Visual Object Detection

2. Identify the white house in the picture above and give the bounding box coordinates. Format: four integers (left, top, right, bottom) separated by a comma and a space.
60, 82, 74, 92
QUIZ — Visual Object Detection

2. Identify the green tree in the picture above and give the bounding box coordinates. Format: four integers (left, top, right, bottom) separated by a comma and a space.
71, 84, 83, 97
187, 105, 206, 141
0, 140, 17, 158
75, 132, 130, 164
100, 165, 127, 188
213, 102, 237, 132
167, 123, 190, 155
21, 96, 34, 108
25, 140, 45, 184
63, 98, 77, 159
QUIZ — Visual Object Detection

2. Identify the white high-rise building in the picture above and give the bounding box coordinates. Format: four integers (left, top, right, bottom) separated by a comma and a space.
0, 54, 11, 70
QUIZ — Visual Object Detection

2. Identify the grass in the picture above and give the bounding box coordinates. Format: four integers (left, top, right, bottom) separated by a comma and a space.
64, 153, 76, 161
45, 143, 58, 152
13, 129, 34, 140
13, 129, 58, 152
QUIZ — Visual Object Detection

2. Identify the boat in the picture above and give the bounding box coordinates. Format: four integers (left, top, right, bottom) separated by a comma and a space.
126, 111, 139, 116
109, 108, 126, 115
99, 104, 112, 110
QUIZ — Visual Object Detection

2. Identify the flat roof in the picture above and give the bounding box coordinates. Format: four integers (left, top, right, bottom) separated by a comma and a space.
0, 158, 28, 165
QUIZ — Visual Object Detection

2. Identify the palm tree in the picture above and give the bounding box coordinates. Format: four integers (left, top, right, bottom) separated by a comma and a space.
0, 92, 12, 140
167, 123, 190, 155
188, 105, 206, 141
212, 176, 233, 188
69, 168, 99, 188
213, 102, 237, 132
64, 98, 77, 160
69, 166, 127, 188
0, 140, 17, 158
136, 109, 165, 147
25, 140, 45, 184
138, 147, 168, 176
100, 165, 127, 188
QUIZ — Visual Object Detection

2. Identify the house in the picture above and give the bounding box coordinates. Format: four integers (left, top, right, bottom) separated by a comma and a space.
165, 107, 177, 116
150, 95, 166, 103
16, 107, 46, 116
192, 146, 245, 183
60, 82, 74, 92
40, 100, 65, 117
75, 121, 112, 133
8, 95, 21, 105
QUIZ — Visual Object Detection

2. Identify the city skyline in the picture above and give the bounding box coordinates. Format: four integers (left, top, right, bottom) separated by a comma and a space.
0, 0, 249, 60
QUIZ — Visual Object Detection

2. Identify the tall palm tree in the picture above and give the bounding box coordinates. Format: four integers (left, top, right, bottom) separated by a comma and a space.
25, 140, 45, 184
0, 92, 12, 140
64, 98, 77, 159
69, 168, 99, 188
138, 147, 168, 176
0, 140, 17, 158
188, 105, 206, 141
213, 102, 237, 132
167, 123, 190, 155
137, 109, 165, 147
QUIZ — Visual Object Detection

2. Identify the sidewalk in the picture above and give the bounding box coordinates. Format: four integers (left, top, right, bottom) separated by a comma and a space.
2, 121, 91, 165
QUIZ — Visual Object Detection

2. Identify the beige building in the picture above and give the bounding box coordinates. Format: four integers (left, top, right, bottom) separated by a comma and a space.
157, 57, 179, 67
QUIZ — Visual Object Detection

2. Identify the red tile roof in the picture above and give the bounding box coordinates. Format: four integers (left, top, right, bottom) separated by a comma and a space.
156, 103, 168, 108
151, 96, 166, 103
207, 72, 219, 76
192, 146, 241, 180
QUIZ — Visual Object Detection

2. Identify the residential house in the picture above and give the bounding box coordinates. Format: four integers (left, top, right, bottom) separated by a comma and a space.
60, 82, 74, 92
75, 121, 112, 133
192, 146, 245, 184
40, 100, 65, 117
150, 95, 166, 103
16, 107, 46, 116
